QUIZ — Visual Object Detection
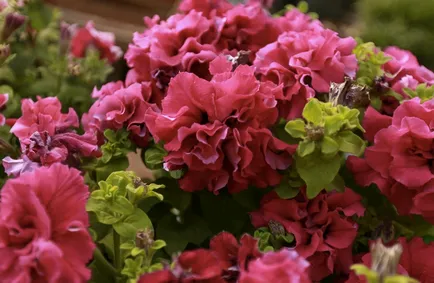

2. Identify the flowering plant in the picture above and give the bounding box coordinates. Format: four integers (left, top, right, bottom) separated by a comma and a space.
1, 0, 434, 282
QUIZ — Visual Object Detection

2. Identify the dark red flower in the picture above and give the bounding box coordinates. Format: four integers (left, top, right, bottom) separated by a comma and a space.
347, 98, 434, 222
346, 237, 434, 283
145, 63, 295, 193
254, 29, 357, 119
70, 21, 122, 63
250, 189, 364, 281
7, 97, 100, 171
239, 248, 311, 283
83, 82, 157, 147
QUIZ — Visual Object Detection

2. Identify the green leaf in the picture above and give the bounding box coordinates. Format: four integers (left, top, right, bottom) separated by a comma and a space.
157, 212, 211, 255
144, 144, 167, 170
324, 174, 345, 192
95, 157, 129, 182
109, 196, 135, 216
297, 140, 315, 157
321, 136, 340, 155
200, 191, 249, 235
296, 153, 342, 199
113, 208, 153, 239
303, 99, 323, 125
336, 131, 366, 156
275, 175, 300, 199
26, 1, 53, 31
152, 240, 166, 250
324, 115, 344, 136
284, 119, 306, 138
169, 170, 184, 180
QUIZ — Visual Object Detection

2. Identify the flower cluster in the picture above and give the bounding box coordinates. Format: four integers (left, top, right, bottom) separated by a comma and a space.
139, 232, 310, 283
348, 98, 434, 224
3, 97, 100, 176
0, 164, 94, 282
251, 188, 365, 281
145, 61, 295, 193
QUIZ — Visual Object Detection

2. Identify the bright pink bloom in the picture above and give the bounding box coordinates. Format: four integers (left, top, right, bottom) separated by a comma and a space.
178, 0, 233, 17
254, 29, 357, 119
239, 248, 311, 283
82, 82, 157, 147
379, 47, 434, 114
124, 10, 220, 99
276, 9, 324, 33
348, 98, 434, 222
0, 164, 95, 282
0, 93, 8, 126
250, 188, 364, 281
216, 3, 280, 58
70, 21, 122, 63
145, 63, 295, 194
91, 80, 124, 99
346, 237, 434, 283
9, 97, 100, 168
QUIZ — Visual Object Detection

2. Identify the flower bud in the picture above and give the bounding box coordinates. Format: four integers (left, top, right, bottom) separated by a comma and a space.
305, 125, 324, 141
68, 62, 81, 76
2, 12, 26, 41
268, 220, 285, 237
329, 78, 371, 109
370, 239, 403, 281
136, 228, 154, 250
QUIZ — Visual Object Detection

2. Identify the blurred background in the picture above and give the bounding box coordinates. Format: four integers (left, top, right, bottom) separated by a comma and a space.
44, 0, 434, 70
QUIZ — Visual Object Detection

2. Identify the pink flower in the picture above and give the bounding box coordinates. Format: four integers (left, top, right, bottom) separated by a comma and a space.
380, 47, 434, 114
145, 63, 295, 194
276, 9, 324, 33
0, 163, 95, 282
216, 3, 280, 58
246, 0, 275, 9
124, 10, 220, 98
178, 0, 233, 17
10, 97, 100, 168
91, 80, 124, 99
239, 249, 311, 283
250, 188, 364, 281
2, 155, 39, 177
347, 98, 434, 221
346, 237, 434, 283
70, 21, 122, 63
0, 93, 8, 126
82, 82, 157, 147
254, 29, 357, 119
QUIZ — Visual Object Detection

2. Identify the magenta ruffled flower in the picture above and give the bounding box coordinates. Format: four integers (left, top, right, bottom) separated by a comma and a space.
8, 97, 100, 170
254, 29, 357, 119
0, 163, 95, 282
276, 8, 324, 33
348, 98, 434, 223
250, 188, 364, 281
239, 249, 311, 283
178, 0, 233, 17
83, 82, 157, 147
0, 93, 8, 126
124, 10, 220, 99
70, 21, 122, 63
145, 62, 295, 194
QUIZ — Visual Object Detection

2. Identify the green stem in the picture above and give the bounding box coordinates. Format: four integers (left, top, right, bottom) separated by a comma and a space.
93, 247, 118, 278
113, 230, 121, 271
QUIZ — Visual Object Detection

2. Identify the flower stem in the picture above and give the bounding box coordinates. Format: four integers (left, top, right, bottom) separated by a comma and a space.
113, 230, 121, 271
93, 247, 118, 278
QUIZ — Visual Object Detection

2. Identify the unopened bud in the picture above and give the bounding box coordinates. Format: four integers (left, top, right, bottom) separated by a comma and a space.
305, 125, 324, 141
268, 220, 285, 237
370, 239, 403, 282
68, 62, 80, 76
227, 50, 251, 71
329, 78, 371, 109
0, 44, 10, 59
2, 12, 26, 41
136, 228, 154, 250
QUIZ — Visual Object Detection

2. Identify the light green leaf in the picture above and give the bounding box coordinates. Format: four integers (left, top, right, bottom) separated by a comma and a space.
296, 153, 342, 199
297, 140, 315, 157
321, 136, 340, 155
144, 144, 167, 169
324, 115, 344, 136
275, 175, 300, 199
152, 240, 166, 250
336, 131, 366, 156
284, 119, 306, 138
109, 196, 135, 216
113, 208, 153, 239
302, 99, 323, 125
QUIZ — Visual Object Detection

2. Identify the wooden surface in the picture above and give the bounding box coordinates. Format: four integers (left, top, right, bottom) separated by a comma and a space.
46, 0, 179, 48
